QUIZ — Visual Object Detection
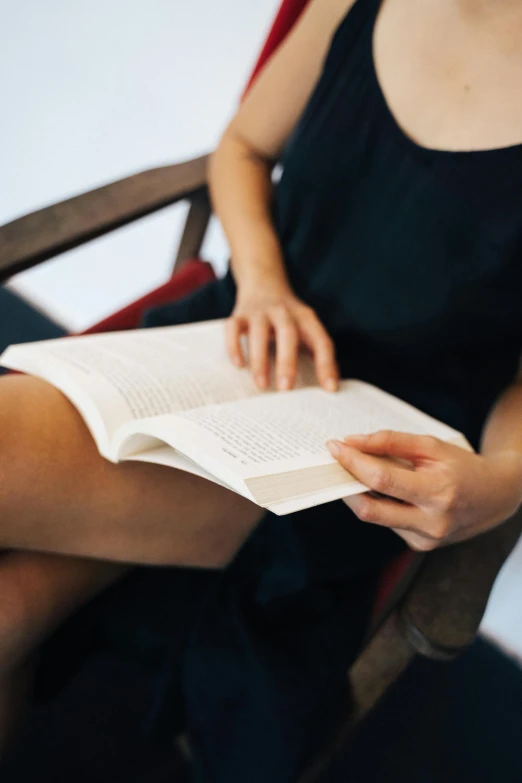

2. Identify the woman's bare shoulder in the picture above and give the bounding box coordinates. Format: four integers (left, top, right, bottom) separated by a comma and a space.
226, 0, 357, 161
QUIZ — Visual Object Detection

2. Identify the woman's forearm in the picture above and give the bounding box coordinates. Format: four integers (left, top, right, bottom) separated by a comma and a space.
479, 381, 522, 502
480, 381, 522, 457
209, 128, 339, 389
208, 130, 291, 293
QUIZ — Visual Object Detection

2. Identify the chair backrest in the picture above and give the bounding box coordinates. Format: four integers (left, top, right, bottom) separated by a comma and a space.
242, 0, 311, 98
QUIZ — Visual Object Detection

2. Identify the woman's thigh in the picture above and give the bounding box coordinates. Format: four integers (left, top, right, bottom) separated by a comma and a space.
0, 374, 263, 566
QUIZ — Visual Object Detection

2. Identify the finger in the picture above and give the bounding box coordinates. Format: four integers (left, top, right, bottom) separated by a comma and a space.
391, 528, 440, 552
327, 440, 429, 504
345, 495, 447, 548
225, 316, 246, 368
343, 492, 424, 529
342, 430, 442, 462
298, 315, 338, 392
249, 315, 271, 389
271, 309, 299, 390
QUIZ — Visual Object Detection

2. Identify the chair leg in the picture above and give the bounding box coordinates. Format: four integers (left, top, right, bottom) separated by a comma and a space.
299, 613, 416, 783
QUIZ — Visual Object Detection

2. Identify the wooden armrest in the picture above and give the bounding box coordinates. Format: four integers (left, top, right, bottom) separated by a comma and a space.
302, 511, 522, 782
0, 155, 210, 282
301, 514, 522, 782
399, 510, 522, 660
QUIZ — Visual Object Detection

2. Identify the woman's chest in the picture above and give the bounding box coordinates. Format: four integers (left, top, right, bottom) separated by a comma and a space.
373, 0, 522, 154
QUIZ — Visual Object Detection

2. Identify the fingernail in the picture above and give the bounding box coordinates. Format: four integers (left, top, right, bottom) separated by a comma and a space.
326, 440, 342, 457
233, 356, 242, 367
278, 376, 291, 391
256, 375, 267, 389
325, 378, 338, 392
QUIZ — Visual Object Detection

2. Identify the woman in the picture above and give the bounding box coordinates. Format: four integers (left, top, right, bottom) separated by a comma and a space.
2, 0, 522, 777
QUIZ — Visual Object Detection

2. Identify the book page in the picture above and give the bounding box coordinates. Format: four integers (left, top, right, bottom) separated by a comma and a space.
114, 379, 469, 509
0, 319, 316, 456
172, 379, 468, 479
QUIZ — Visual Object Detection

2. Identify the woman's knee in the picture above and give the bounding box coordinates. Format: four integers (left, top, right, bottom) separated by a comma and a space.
0, 375, 43, 505
0, 374, 75, 454
0, 375, 96, 521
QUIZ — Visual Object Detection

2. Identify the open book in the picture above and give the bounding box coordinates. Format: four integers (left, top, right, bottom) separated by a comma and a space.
0, 320, 472, 515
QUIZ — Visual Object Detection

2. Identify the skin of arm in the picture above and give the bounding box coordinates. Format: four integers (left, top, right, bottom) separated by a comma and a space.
208, 0, 356, 392
479, 377, 522, 465
209, 0, 354, 290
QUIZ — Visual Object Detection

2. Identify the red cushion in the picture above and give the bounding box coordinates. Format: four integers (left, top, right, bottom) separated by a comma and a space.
372, 550, 417, 620
82, 259, 215, 335
242, 0, 311, 98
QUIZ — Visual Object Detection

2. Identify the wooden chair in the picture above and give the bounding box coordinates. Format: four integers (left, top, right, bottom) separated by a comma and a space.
1, 1, 521, 778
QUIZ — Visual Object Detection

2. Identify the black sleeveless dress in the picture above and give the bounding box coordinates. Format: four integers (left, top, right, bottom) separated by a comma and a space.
36, 1, 522, 780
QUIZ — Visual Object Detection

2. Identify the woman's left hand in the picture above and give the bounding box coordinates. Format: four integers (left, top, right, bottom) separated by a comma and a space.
326, 431, 522, 551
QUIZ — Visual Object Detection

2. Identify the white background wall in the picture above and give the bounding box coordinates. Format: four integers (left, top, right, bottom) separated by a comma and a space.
1, 0, 521, 660
1, 0, 280, 328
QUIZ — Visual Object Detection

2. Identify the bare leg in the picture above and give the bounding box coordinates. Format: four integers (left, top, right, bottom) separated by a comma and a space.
0, 375, 264, 565
0, 373, 264, 749
0, 552, 126, 751
0, 551, 126, 672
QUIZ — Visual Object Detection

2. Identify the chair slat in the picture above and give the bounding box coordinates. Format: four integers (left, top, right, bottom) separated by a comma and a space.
0, 157, 209, 282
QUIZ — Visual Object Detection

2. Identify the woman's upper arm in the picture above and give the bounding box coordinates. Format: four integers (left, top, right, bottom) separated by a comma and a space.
224, 0, 356, 162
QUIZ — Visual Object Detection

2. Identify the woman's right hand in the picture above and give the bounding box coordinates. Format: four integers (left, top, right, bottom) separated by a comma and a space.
226, 282, 339, 392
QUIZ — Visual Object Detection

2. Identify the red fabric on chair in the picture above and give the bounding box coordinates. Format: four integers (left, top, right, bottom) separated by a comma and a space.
82, 259, 215, 335
372, 549, 416, 620
242, 0, 311, 98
